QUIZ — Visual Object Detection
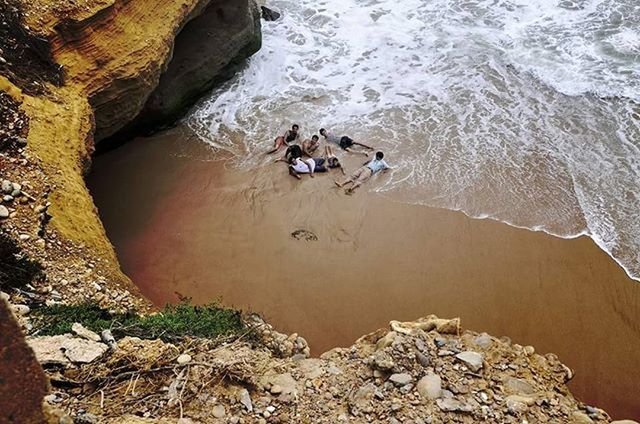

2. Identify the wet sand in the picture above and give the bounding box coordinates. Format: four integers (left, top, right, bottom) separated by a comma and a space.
88, 128, 640, 419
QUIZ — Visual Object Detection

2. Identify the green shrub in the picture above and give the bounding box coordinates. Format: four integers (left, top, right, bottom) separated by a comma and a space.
32, 301, 244, 342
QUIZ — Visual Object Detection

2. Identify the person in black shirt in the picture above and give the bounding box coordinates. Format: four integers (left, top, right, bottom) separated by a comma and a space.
274, 144, 303, 163
266, 124, 301, 154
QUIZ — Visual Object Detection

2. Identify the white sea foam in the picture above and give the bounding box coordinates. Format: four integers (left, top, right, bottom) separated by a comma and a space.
187, 0, 640, 280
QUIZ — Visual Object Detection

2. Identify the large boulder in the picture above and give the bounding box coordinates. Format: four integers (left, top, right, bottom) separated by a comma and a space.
28, 335, 109, 366
118, 0, 262, 141
0, 299, 49, 423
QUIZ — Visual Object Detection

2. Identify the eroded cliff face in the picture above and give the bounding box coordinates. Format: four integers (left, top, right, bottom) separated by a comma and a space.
16, 0, 261, 145
111, 0, 262, 143
0, 0, 261, 295
0, 2, 261, 421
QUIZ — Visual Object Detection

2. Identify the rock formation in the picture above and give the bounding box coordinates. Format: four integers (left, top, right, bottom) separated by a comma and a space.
0, 298, 49, 424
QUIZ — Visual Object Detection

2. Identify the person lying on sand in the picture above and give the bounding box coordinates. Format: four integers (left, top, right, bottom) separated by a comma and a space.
334, 151, 391, 194
267, 124, 301, 154
319, 128, 373, 157
323, 145, 346, 175
302, 135, 321, 157
274, 144, 303, 163
288, 156, 328, 179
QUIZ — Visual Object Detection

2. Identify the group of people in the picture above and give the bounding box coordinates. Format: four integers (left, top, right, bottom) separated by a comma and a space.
267, 124, 391, 194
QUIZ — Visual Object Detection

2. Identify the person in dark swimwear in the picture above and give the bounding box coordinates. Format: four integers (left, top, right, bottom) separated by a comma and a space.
319, 128, 373, 157
267, 124, 301, 154
274, 144, 303, 163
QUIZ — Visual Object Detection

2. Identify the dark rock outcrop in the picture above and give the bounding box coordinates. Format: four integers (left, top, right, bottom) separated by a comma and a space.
0, 299, 49, 423
100, 0, 262, 149
261, 5, 281, 21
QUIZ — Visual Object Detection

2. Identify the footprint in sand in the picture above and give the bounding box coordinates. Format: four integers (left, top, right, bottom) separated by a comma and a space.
291, 229, 318, 241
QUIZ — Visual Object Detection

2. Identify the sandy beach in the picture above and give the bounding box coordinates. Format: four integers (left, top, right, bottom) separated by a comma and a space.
89, 128, 640, 419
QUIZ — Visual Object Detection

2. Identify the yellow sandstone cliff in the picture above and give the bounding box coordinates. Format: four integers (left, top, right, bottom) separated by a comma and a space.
0, 3, 260, 420
1, 0, 261, 299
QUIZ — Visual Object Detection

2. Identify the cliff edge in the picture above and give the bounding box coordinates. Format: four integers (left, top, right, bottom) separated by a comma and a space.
0, 0, 260, 421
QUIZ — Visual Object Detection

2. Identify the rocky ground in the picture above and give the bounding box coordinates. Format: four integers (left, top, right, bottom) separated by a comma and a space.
19, 314, 636, 424
0, 0, 62, 94
0, 116, 148, 314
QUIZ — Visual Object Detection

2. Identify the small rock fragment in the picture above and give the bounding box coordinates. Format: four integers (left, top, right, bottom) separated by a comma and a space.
238, 388, 253, 412
571, 411, 594, 424
417, 373, 441, 400
455, 351, 484, 372
71, 323, 101, 342
1, 180, 13, 194
473, 333, 492, 349
12, 304, 30, 315
212, 404, 226, 418
177, 354, 192, 365
101, 330, 117, 350
436, 398, 473, 413
389, 373, 413, 386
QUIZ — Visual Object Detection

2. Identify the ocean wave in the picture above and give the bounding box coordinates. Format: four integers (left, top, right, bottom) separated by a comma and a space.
186, 0, 640, 280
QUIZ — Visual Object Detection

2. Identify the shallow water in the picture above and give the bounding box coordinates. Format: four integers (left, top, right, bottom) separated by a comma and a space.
188, 0, 640, 280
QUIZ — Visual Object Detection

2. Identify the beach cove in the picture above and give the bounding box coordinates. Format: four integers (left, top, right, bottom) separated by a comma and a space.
89, 127, 640, 418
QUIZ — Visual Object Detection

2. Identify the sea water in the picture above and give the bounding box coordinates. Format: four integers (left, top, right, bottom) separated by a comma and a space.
187, 0, 640, 280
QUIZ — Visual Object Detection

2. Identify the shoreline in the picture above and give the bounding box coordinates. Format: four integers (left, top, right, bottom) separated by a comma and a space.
89, 127, 640, 419
410, 202, 640, 285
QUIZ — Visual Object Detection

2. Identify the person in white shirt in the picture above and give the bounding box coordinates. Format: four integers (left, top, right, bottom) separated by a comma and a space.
334, 151, 391, 194
288, 156, 328, 179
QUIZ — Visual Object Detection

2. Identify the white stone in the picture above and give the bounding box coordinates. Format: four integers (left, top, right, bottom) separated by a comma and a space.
177, 354, 192, 365
389, 373, 413, 386
12, 304, 30, 315
212, 404, 226, 418
0, 205, 9, 219
101, 330, 117, 350
1, 180, 13, 194
28, 335, 108, 366
71, 323, 101, 342
455, 351, 484, 372
416, 373, 441, 400
237, 388, 253, 412
436, 398, 473, 413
